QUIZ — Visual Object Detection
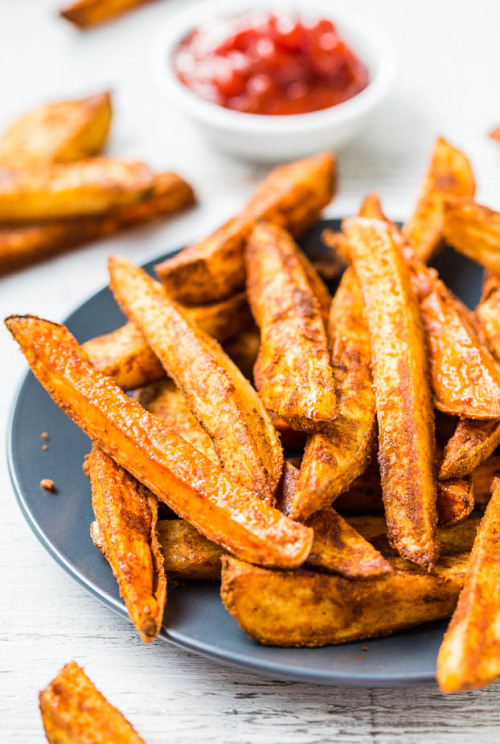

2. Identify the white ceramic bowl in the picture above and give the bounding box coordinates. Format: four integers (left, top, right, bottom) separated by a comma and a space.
152, 0, 395, 162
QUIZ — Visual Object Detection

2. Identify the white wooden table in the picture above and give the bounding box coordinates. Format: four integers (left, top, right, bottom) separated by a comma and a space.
2, 1, 500, 740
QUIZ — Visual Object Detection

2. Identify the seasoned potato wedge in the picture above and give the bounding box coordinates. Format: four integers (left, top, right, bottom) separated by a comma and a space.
403, 137, 475, 262
155, 152, 336, 304
83, 291, 251, 390
246, 222, 335, 430
5, 315, 312, 568
60, 0, 149, 28
437, 479, 500, 692
89, 445, 166, 643
109, 256, 283, 503
0, 158, 154, 223
0, 92, 112, 168
40, 661, 144, 743
221, 553, 468, 647
443, 200, 500, 275
0, 170, 194, 275
344, 218, 438, 568
158, 520, 223, 581
135, 379, 217, 462
293, 268, 376, 519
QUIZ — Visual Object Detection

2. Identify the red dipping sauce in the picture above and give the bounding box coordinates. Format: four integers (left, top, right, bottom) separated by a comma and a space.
174, 13, 369, 116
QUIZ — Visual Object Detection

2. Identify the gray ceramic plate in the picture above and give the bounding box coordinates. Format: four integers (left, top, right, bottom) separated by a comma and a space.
7, 219, 484, 686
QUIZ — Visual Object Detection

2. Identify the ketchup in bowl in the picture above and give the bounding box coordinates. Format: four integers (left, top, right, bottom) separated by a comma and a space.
173, 13, 369, 116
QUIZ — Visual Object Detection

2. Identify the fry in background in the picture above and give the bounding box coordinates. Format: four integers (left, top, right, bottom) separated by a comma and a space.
344, 217, 438, 569
246, 222, 336, 431
60, 0, 151, 28
0, 158, 153, 223
89, 445, 166, 643
437, 479, 500, 692
109, 256, 283, 504
156, 152, 336, 304
40, 661, 145, 743
5, 315, 312, 569
443, 200, 500, 275
403, 137, 475, 262
0, 92, 112, 168
0, 171, 194, 275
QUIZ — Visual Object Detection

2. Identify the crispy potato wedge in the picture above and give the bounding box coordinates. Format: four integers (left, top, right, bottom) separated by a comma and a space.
109, 256, 283, 503
221, 553, 468, 647
246, 222, 335, 431
436, 477, 475, 527
158, 520, 223, 581
223, 326, 260, 380
89, 445, 166, 643
0, 158, 154, 224
293, 268, 376, 519
60, 0, 149, 28
472, 456, 500, 508
40, 661, 144, 743
5, 315, 312, 568
135, 379, 218, 462
477, 271, 500, 353
0, 92, 112, 168
437, 479, 500, 692
344, 218, 438, 568
155, 152, 336, 304
83, 291, 251, 390
443, 200, 500, 275
402, 137, 475, 262
320, 228, 351, 265
0, 170, 194, 275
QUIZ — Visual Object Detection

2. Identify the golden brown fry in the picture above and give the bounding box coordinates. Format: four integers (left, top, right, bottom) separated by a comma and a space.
89, 445, 166, 643
436, 477, 475, 527
344, 218, 438, 569
477, 271, 500, 353
320, 228, 351, 264
472, 456, 500, 508
403, 137, 475, 262
135, 379, 217, 462
443, 200, 500, 275
221, 553, 468, 648
155, 152, 336, 304
109, 256, 283, 503
0, 171, 194, 275
83, 291, 251, 390
0, 158, 154, 224
223, 326, 260, 380
158, 520, 223, 581
0, 92, 112, 168
246, 222, 335, 431
437, 479, 500, 692
5, 315, 312, 568
293, 268, 376, 519
490, 127, 500, 142
60, 0, 150, 28
39, 661, 144, 743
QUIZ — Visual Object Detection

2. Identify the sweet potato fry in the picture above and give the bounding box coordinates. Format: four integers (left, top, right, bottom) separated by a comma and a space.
246, 222, 335, 431
0, 158, 154, 224
344, 218, 438, 568
0, 171, 194, 275
40, 661, 144, 743
0, 92, 112, 168
83, 291, 251, 390
437, 479, 500, 692
402, 137, 475, 262
158, 520, 223, 581
89, 445, 166, 643
60, 0, 150, 28
5, 315, 312, 568
155, 152, 336, 304
293, 268, 376, 519
443, 200, 500, 275
109, 256, 283, 503
135, 379, 217, 462
221, 553, 468, 647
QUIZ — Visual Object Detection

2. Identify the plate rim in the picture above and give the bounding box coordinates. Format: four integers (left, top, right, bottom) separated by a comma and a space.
6, 224, 441, 687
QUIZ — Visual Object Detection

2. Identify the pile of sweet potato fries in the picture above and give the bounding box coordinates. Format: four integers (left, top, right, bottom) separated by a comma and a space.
0, 92, 194, 275
8, 135, 500, 706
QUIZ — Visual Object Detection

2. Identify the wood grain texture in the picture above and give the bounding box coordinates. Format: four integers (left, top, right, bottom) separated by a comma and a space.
2, 0, 500, 740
